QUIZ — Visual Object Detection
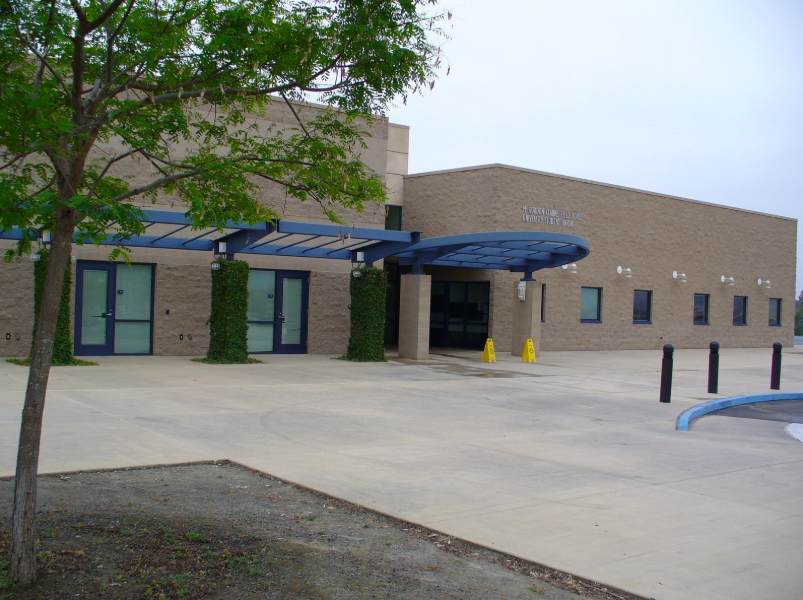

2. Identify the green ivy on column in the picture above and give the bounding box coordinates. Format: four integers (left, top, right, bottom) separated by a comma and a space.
31, 248, 76, 365
206, 259, 252, 363
345, 266, 388, 361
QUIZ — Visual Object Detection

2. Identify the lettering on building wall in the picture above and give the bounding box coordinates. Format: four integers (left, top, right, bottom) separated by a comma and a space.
522, 206, 583, 228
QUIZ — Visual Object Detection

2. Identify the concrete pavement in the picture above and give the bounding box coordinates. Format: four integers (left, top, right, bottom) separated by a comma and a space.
1, 347, 802, 600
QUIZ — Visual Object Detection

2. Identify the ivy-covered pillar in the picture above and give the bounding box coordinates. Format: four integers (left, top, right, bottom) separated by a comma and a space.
345, 267, 388, 361
31, 248, 75, 365
206, 259, 251, 363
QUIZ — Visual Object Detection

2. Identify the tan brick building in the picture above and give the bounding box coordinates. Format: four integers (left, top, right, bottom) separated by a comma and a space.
0, 109, 797, 359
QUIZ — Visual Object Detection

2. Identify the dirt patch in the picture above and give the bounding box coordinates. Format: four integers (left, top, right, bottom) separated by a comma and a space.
0, 463, 645, 600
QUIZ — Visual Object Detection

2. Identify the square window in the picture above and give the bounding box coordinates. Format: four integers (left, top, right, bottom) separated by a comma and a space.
769, 298, 782, 326
384, 205, 402, 231
633, 290, 652, 323
581, 287, 602, 322
733, 296, 748, 326
693, 293, 709, 325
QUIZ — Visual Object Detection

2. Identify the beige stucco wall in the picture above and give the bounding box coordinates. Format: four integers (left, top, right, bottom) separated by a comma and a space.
403, 164, 797, 351
0, 259, 34, 357
308, 271, 351, 355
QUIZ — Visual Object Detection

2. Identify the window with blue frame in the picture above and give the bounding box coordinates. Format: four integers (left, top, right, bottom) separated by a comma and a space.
633, 290, 652, 324
693, 293, 709, 325
581, 287, 602, 322
769, 298, 782, 326
733, 296, 747, 326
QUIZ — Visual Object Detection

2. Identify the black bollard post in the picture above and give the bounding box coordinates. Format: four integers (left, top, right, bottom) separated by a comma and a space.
770, 342, 782, 390
660, 343, 674, 403
708, 341, 720, 394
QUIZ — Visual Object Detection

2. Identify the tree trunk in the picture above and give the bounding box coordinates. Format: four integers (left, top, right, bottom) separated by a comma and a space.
9, 206, 77, 585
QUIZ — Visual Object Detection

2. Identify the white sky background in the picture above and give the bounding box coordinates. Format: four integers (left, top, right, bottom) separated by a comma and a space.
387, 0, 803, 295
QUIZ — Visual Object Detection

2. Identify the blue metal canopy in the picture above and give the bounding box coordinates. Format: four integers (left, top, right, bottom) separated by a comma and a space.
393, 231, 589, 277
0, 210, 590, 275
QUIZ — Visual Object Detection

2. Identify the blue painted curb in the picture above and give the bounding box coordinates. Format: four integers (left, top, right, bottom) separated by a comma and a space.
677, 392, 803, 431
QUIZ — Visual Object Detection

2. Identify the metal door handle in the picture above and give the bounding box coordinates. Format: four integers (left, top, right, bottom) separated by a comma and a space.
101, 311, 112, 319
280, 314, 286, 323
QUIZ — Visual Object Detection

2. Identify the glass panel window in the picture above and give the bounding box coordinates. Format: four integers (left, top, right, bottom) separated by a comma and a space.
281, 278, 304, 344
693, 293, 710, 324
633, 290, 652, 323
733, 296, 748, 326
113, 322, 151, 354
540, 283, 546, 323
769, 298, 782, 326
384, 205, 402, 231
248, 270, 276, 322
115, 264, 152, 320
581, 287, 602, 322
248, 323, 274, 353
80, 270, 109, 345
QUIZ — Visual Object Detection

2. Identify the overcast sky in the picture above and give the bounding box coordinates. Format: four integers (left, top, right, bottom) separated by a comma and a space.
387, 0, 802, 295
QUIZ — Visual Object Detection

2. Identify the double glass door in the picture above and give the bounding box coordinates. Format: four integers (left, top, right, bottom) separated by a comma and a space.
75, 262, 154, 355
247, 270, 308, 354
430, 281, 490, 350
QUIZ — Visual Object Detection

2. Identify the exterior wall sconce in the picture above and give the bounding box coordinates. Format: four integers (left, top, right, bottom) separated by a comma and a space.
616, 266, 632, 278
211, 262, 221, 271
672, 271, 686, 283
720, 276, 735, 286
41, 230, 52, 246
351, 250, 366, 271
216, 241, 227, 255
561, 263, 578, 274
758, 278, 771, 289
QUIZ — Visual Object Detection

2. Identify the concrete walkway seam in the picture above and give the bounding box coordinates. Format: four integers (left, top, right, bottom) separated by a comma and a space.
676, 392, 803, 431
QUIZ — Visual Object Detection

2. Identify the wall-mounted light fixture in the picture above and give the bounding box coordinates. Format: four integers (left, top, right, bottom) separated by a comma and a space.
561, 263, 578, 274
720, 276, 735, 286
351, 250, 366, 271
616, 266, 632, 278
211, 262, 221, 271
672, 271, 687, 283
215, 240, 227, 255
40, 230, 52, 246
757, 278, 771, 290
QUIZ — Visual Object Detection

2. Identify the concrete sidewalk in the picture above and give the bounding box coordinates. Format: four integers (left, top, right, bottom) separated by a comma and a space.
1, 347, 802, 600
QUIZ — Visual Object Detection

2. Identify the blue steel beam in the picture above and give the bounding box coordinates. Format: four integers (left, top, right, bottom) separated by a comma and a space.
276, 220, 413, 242
215, 221, 276, 255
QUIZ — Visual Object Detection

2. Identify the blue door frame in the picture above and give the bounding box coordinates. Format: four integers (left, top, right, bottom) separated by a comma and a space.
247, 269, 309, 354
74, 261, 155, 356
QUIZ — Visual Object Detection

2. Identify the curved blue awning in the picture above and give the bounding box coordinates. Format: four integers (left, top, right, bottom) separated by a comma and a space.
0, 211, 590, 275
390, 231, 590, 275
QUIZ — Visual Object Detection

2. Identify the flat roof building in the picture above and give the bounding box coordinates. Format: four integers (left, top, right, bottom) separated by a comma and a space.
0, 108, 797, 359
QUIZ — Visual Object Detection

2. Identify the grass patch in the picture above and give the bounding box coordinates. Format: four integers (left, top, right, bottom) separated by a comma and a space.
186, 530, 206, 543
5, 357, 98, 367
191, 357, 264, 365
0, 558, 15, 591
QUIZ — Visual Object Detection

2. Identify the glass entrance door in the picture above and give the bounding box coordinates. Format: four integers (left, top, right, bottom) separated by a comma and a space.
429, 281, 489, 350
247, 270, 308, 354
75, 262, 154, 355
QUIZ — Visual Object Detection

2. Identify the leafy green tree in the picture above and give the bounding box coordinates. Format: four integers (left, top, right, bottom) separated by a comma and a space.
0, 0, 443, 584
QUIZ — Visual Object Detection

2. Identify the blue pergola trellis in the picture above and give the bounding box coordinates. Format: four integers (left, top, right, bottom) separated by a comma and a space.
0, 210, 590, 276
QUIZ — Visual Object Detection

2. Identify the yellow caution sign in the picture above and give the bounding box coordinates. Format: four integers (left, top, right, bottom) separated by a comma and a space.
522, 338, 537, 363
481, 338, 496, 363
